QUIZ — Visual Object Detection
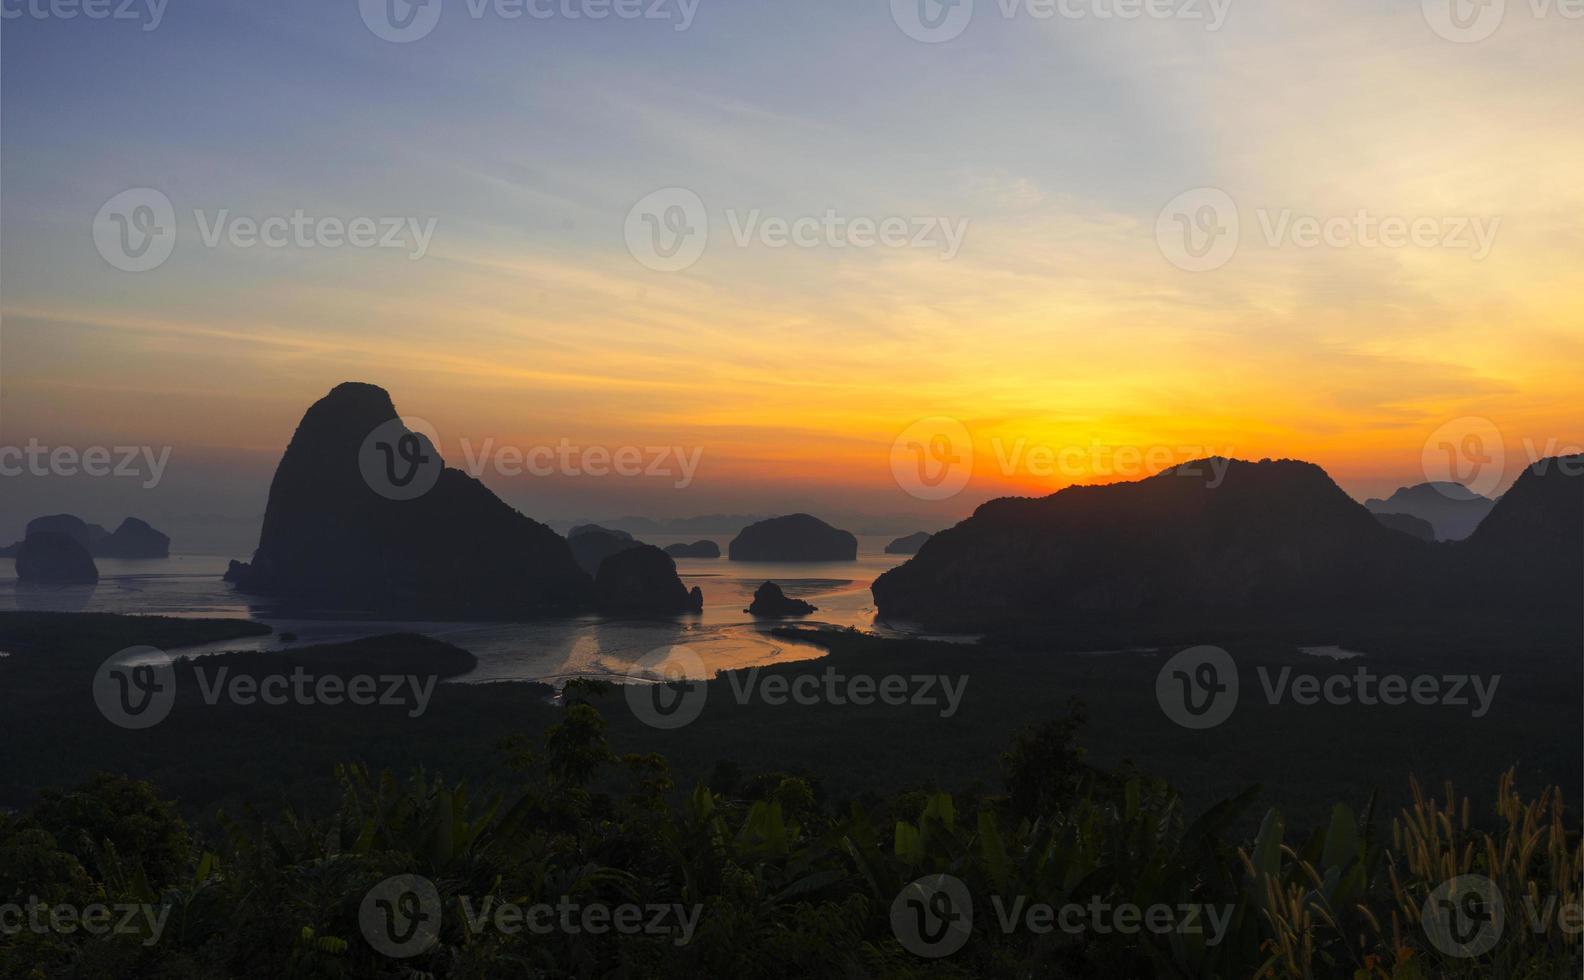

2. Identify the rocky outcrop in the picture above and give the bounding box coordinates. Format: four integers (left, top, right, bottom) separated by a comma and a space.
884, 532, 932, 555
744, 581, 817, 617
664, 540, 721, 559
1371, 512, 1435, 542
728, 514, 857, 562
569, 529, 643, 576
98, 518, 171, 558
226, 382, 593, 617
872, 458, 1431, 631
1364, 483, 1496, 541
570, 524, 634, 542
2, 515, 170, 559
1457, 455, 1582, 609
594, 545, 703, 615
16, 532, 99, 585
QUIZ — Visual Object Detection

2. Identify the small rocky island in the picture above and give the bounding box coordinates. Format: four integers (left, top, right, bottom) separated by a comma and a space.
595, 546, 704, 615
728, 514, 857, 561
223, 382, 699, 619
15, 531, 99, 585
664, 540, 720, 559
884, 531, 932, 555
744, 581, 817, 617
1, 514, 169, 559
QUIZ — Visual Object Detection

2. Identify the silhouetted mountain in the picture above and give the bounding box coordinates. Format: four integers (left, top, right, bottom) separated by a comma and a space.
98, 518, 171, 558
1458, 455, 1582, 609
0, 515, 170, 559
873, 458, 1431, 631
885, 531, 932, 555
568, 529, 643, 576
570, 523, 634, 542
729, 514, 857, 561
16, 532, 99, 585
1364, 482, 1495, 541
1372, 512, 1435, 542
594, 545, 702, 615
227, 382, 592, 617
664, 540, 721, 559
745, 581, 817, 617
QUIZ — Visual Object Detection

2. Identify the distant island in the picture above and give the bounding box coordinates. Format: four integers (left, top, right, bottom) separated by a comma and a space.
1371, 511, 1435, 542
567, 524, 643, 576
14, 531, 99, 585
873, 455, 1582, 632
664, 540, 721, 559
224, 382, 698, 619
0, 514, 169, 560
744, 581, 817, 617
728, 514, 857, 561
1364, 482, 1497, 541
884, 531, 932, 555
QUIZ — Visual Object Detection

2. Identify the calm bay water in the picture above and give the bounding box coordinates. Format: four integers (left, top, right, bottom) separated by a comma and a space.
0, 536, 931, 684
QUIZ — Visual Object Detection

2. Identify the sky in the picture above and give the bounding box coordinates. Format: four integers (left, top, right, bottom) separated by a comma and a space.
1, 0, 1580, 552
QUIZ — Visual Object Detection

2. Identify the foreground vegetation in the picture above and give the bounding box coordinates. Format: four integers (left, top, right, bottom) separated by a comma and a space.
1, 611, 1579, 976
2, 683, 1579, 978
